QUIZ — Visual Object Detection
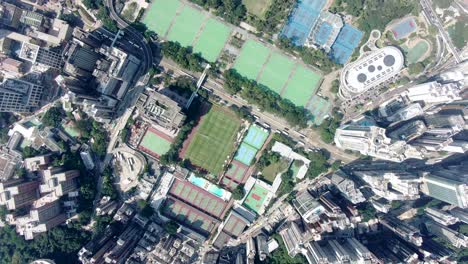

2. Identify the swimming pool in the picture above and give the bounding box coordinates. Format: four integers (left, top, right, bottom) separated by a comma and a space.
188, 174, 231, 201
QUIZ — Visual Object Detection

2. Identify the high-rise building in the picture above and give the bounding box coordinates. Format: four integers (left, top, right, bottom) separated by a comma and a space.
421, 169, 468, 208
256, 234, 269, 261
38, 168, 80, 197
292, 190, 325, 223
0, 179, 40, 210
334, 125, 421, 161
305, 238, 376, 264
330, 170, 365, 204
0, 78, 43, 112
404, 81, 463, 104
380, 215, 423, 246
387, 120, 427, 141
278, 222, 303, 257
425, 220, 468, 248
353, 170, 420, 200
0, 2, 22, 29
450, 208, 468, 224
425, 208, 458, 226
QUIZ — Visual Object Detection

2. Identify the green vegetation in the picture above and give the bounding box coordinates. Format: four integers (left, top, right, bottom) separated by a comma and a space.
42, 107, 63, 127
161, 41, 205, 72
160, 121, 195, 165
0, 224, 89, 263
0, 113, 16, 143
449, 20, 468, 49
229, 105, 255, 122
277, 37, 338, 74
188, 0, 247, 25
257, 151, 289, 183
330, 79, 340, 95
223, 69, 309, 128
242, 0, 272, 18
232, 185, 245, 200
164, 220, 180, 235
358, 203, 377, 222
248, 0, 295, 34
433, 0, 453, 8
74, 117, 109, 157
122, 2, 138, 21
317, 111, 342, 143
265, 234, 308, 264
305, 151, 329, 179
408, 62, 425, 75
96, 6, 118, 32
277, 168, 295, 197
82, 0, 102, 9
137, 199, 154, 218
101, 168, 118, 200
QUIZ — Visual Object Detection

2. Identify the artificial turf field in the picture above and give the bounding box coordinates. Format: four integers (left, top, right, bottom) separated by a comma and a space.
258, 52, 295, 94
184, 105, 241, 175
243, 183, 269, 214
139, 127, 172, 157
143, 0, 231, 62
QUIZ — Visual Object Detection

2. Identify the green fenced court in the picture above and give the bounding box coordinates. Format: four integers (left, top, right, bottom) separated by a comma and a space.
225, 160, 249, 183
184, 106, 241, 175
193, 18, 231, 62
167, 5, 205, 47
243, 183, 269, 214
402, 40, 430, 64
139, 127, 173, 157
233, 40, 271, 80
234, 143, 258, 166
282, 65, 321, 106
258, 52, 295, 93
143, 0, 232, 62
243, 124, 269, 150
143, 0, 180, 36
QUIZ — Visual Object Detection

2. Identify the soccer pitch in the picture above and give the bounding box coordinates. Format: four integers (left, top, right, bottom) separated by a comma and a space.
184, 105, 241, 175
282, 65, 321, 106
143, 0, 180, 36
233, 40, 271, 80
258, 52, 295, 93
193, 18, 231, 62
167, 5, 205, 47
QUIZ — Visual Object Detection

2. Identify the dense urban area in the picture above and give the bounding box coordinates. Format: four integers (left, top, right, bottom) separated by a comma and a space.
0, 0, 467, 263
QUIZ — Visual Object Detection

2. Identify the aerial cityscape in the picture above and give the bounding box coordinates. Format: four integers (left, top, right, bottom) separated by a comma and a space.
0, 0, 466, 263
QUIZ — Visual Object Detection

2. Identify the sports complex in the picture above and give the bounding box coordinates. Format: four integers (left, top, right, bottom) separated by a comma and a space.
138, 127, 173, 158
143, 0, 231, 62
243, 182, 270, 214
233, 124, 269, 166
182, 105, 241, 175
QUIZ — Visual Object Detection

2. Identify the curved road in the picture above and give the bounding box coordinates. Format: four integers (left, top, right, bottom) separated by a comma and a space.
104, 0, 153, 73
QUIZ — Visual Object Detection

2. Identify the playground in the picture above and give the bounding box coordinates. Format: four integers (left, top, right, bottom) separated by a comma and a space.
138, 127, 173, 158
183, 105, 241, 175
143, 0, 231, 62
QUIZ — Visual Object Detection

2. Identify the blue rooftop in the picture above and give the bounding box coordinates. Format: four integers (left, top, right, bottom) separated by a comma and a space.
330, 24, 363, 64
281, 0, 326, 46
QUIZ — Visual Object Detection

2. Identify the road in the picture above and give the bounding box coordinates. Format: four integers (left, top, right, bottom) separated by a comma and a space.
159, 59, 356, 163
420, 0, 462, 63
104, 0, 153, 73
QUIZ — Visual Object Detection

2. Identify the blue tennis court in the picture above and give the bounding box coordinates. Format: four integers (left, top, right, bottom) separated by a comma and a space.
281, 0, 326, 46
314, 22, 333, 46
330, 24, 363, 64
391, 17, 418, 40
243, 124, 269, 150
234, 143, 258, 166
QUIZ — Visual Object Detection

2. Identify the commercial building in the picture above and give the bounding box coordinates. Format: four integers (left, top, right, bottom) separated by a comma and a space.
135, 90, 186, 131
404, 81, 463, 104
292, 190, 325, 223
0, 78, 43, 112
330, 170, 365, 204
425, 220, 468, 248
19, 42, 62, 69
339, 47, 404, 99
334, 124, 421, 162
421, 168, 468, 208
387, 120, 427, 141
353, 170, 421, 200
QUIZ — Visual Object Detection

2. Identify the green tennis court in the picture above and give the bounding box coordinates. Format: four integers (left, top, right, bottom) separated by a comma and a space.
258, 52, 295, 93
143, 0, 181, 36
282, 65, 322, 106
184, 105, 241, 175
243, 183, 269, 214
139, 128, 172, 156
194, 18, 231, 62
234, 40, 271, 80
242, 124, 269, 149
225, 160, 248, 183
307, 95, 332, 125
167, 5, 206, 47
234, 143, 258, 166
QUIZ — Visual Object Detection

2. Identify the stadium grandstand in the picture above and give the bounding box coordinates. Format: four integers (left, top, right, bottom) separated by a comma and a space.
281, 0, 326, 46
339, 46, 404, 99
306, 12, 343, 52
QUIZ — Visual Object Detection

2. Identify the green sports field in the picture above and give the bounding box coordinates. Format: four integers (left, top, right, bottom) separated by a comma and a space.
258, 52, 295, 93
402, 40, 429, 64
143, 0, 180, 36
184, 106, 241, 175
242, 0, 272, 18
139, 128, 172, 157
243, 183, 269, 214
193, 18, 231, 62
167, 5, 205, 47
233, 40, 271, 80
282, 65, 321, 106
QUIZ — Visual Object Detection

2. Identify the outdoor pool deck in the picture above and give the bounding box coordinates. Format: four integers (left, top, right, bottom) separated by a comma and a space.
188, 174, 231, 201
